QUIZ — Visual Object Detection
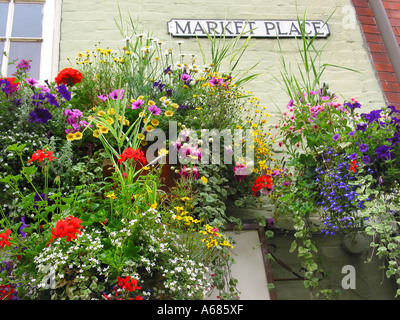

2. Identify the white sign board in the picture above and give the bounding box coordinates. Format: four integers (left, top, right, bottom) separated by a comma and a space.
167, 19, 330, 38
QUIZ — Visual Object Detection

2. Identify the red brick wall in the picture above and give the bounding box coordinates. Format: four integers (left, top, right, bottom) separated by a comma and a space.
352, 0, 400, 106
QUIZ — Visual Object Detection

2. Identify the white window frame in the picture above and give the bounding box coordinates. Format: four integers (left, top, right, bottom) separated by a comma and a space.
0, 0, 61, 82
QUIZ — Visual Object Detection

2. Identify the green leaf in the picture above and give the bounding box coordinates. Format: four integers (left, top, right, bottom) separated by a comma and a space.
289, 240, 297, 253
123, 240, 140, 261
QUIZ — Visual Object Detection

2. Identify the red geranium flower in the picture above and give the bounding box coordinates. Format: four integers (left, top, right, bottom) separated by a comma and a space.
50, 215, 83, 243
117, 147, 146, 165
251, 175, 273, 197
349, 160, 358, 173
28, 149, 57, 164
55, 68, 83, 86
0, 229, 12, 248
117, 276, 142, 292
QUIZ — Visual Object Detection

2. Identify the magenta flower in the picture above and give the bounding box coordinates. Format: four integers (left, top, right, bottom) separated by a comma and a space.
209, 77, 223, 86
97, 94, 108, 102
109, 89, 124, 100
16, 59, 31, 71
180, 73, 192, 84
148, 104, 161, 115
25, 78, 38, 86
131, 99, 144, 109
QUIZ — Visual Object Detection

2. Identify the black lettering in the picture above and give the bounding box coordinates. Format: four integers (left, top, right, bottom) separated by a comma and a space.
312, 21, 322, 36
276, 21, 288, 35
220, 21, 234, 34
289, 22, 301, 36
175, 21, 191, 35
264, 21, 275, 35
234, 21, 244, 34
207, 21, 220, 35
194, 21, 206, 34
247, 21, 256, 34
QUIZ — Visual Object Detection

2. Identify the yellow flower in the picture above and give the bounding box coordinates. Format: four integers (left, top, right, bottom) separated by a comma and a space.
158, 148, 168, 156
66, 133, 75, 141
180, 197, 190, 201
146, 125, 154, 132
220, 240, 234, 248
165, 110, 174, 117
97, 110, 106, 116
107, 108, 116, 115
73, 131, 83, 140
99, 126, 109, 134
171, 103, 179, 109
151, 119, 160, 126
200, 176, 208, 184
150, 201, 157, 209
137, 133, 146, 140
93, 129, 100, 138
148, 100, 155, 106
107, 118, 114, 125
106, 192, 117, 199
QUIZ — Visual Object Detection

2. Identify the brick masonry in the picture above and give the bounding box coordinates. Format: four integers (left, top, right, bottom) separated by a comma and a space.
352, 0, 400, 106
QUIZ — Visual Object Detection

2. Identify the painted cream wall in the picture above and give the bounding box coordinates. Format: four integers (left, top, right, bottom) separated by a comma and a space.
58, 0, 386, 126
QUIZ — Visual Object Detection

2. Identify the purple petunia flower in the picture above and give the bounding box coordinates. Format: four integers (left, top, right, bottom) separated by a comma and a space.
361, 109, 382, 124
19, 216, 30, 238
362, 155, 371, 164
148, 104, 161, 115
349, 153, 357, 160
332, 134, 340, 141
386, 132, 400, 147
34, 193, 45, 202
387, 105, 400, 114
45, 93, 59, 108
375, 145, 392, 160
359, 143, 369, 153
344, 101, 361, 111
356, 122, 367, 132
57, 84, 71, 101
25, 78, 38, 87
29, 107, 52, 124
